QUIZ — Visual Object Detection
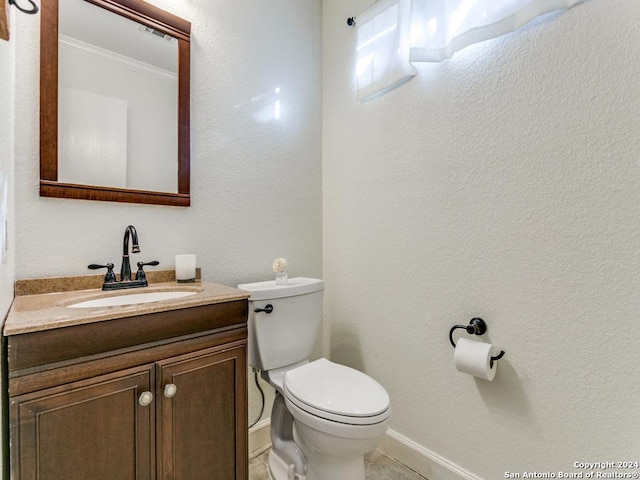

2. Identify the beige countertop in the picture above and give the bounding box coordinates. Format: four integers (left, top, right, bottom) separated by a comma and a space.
4, 281, 250, 336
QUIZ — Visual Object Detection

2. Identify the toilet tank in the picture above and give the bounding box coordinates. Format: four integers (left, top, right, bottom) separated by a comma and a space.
238, 277, 324, 371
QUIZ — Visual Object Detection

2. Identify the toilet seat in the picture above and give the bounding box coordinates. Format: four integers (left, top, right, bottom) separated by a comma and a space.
284, 358, 390, 426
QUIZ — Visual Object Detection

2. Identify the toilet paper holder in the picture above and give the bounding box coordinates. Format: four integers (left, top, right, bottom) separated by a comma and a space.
449, 318, 505, 364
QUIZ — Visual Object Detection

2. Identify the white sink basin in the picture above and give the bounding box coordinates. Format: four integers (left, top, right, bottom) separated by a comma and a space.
68, 290, 198, 308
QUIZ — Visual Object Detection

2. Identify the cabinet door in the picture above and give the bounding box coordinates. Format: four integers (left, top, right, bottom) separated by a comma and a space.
157, 343, 247, 480
10, 365, 155, 480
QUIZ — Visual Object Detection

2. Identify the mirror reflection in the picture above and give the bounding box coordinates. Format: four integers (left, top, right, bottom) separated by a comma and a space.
58, 0, 178, 193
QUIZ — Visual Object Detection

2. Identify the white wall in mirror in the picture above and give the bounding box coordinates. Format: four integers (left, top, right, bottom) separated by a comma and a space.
58, 0, 178, 193
58, 87, 128, 188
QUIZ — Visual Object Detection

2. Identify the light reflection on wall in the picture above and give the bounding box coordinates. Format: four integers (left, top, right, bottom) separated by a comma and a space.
248, 86, 283, 123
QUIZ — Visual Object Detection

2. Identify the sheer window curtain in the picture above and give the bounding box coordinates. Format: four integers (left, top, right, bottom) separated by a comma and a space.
356, 0, 416, 102
355, 0, 586, 101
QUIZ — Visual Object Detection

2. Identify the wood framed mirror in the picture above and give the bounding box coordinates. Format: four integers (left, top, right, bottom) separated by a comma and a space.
40, 0, 191, 206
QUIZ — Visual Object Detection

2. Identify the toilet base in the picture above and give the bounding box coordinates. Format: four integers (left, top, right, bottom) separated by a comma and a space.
302, 453, 365, 480
266, 402, 372, 480
268, 393, 306, 479
292, 424, 368, 480
268, 449, 306, 480
268, 446, 365, 480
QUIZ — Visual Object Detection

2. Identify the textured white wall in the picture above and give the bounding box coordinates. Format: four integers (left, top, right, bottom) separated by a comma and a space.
323, 0, 640, 478
12, 0, 321, 426
0, 11, 15, 321
0, 9, 16, 478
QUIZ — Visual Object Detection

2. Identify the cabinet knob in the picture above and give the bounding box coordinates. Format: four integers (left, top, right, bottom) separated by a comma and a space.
138, 391, 154, 406
164, 383, 178, 398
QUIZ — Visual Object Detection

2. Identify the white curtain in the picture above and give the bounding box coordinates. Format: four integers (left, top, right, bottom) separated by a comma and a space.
355, 0, 586, 100
356, 0, 416, 102
409, 0, 585, 62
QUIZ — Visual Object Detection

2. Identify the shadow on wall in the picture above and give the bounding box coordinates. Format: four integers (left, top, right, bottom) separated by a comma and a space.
475, 360, 534, 424
330, 321, 533, 425
249, 369, 276, 427
329, 323, 365, 372
454, 327, 534, 422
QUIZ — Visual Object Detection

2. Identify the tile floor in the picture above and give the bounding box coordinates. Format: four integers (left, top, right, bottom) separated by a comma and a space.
249, 447, 428, 480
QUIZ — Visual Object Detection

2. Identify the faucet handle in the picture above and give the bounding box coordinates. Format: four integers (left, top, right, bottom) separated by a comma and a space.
135, 260, 160, 281
88, 263, 116, 283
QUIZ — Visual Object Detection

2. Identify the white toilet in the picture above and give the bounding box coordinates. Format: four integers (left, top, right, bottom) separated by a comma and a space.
238, 277, 390, 480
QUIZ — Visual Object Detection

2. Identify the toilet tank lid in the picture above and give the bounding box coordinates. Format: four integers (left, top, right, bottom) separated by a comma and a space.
237, 277, 324, 300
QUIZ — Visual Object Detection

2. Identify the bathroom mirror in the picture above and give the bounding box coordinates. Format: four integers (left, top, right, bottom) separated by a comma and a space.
40, 0, 191, 206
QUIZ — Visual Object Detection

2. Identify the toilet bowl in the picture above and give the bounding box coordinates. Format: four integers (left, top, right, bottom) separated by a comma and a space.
238, 278, 391, 480
284, 359, 390, 479
265, 358, 390, 480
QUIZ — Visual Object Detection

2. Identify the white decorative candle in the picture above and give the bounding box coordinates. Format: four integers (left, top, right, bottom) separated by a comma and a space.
175, 254, 196, 282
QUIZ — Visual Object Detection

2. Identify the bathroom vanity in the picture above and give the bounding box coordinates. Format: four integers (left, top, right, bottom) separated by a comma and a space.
3, 279, 249, 480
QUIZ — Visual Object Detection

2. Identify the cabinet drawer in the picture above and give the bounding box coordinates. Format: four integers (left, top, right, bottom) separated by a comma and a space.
7, 300, 248, 374
9, 329, 247, 397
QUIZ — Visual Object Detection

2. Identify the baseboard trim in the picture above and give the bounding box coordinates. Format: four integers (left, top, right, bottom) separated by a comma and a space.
378, 429, 481, 480
249, 418, 271, 454
248, 421, 480, 480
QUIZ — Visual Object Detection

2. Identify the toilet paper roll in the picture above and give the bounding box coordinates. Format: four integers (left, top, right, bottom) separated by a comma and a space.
454, 337, 497, 381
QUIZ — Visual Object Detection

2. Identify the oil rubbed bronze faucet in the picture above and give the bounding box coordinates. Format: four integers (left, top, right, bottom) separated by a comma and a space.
121, 225, 140, 281
88, 225, 159, 291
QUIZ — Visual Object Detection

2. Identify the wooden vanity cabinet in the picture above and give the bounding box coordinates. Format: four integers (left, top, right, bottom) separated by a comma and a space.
6, 300, 248, 480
